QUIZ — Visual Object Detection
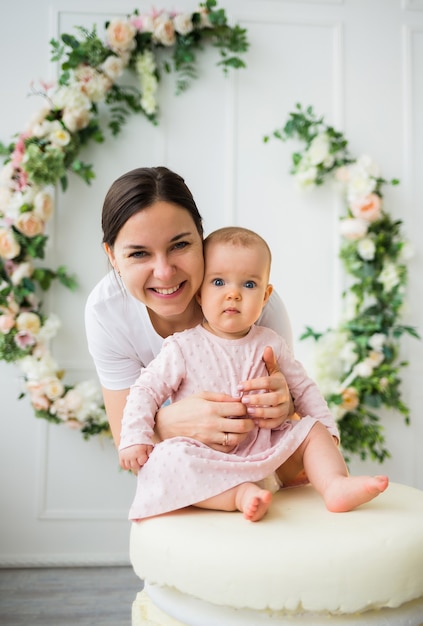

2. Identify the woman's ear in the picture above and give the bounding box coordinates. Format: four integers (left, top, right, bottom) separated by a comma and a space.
104, 243, 117, 270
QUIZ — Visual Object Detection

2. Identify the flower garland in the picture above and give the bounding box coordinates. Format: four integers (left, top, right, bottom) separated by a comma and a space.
0, 1, 248, 439
265, 103, 420, 462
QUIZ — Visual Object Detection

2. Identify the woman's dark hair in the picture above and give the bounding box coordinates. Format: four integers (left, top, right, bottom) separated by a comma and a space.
102, 166, 204, 247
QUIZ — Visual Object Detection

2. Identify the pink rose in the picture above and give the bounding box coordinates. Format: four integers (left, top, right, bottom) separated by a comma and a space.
0, 314, 15, 334
0, 227, 21, 259
350, 193, 382, 223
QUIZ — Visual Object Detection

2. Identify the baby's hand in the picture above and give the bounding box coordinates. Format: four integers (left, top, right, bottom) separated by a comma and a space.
119, 443, 153, 473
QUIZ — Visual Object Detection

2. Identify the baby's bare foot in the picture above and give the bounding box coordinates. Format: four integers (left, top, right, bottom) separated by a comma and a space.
324, 475, 389, 512
236, 483, 273, 521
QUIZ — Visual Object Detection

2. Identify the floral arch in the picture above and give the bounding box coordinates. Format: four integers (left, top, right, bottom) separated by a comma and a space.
0, 0, 248, 438
0, 4, 418, 463
265, 104, 419, 462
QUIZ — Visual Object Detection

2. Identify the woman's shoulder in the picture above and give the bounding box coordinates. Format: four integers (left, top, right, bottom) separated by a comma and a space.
257, 289, 293, 350
86, 271, 124, 308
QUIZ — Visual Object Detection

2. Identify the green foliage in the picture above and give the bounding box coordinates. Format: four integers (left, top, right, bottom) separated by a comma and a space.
268, 104, 420, 462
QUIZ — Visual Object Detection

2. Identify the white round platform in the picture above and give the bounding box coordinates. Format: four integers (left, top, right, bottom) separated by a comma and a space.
130, 482, 423, 625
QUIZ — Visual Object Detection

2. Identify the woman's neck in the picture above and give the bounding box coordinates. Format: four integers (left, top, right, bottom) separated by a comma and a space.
148, 300, 203, 338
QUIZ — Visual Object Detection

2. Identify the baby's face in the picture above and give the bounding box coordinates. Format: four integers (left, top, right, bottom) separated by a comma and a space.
198, 242, 272, 339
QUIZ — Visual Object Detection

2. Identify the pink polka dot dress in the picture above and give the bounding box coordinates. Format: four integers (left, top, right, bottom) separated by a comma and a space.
119, 324, 339, 521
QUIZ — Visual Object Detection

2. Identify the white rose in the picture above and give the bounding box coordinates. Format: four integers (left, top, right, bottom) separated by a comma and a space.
53, 84, 91, 113
339, 217, 368, 240
357, 237, 376, 261
307, 133, 331, 166
11, 261, 34, 285
0, 186, 13, 214
294, 166, 318, 188
173, 13, 193, 35
354, 360, 374, 378
100, 55, 127, 80
37, 313, 61, 342
368, 333, 385, 351
378, 262, 400, 292
356, 154, 380, 178
19, 352, 59, 380
48, 122, 71, 147
0, 162, 15, 185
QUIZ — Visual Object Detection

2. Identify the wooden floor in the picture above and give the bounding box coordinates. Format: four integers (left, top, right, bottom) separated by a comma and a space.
0, 566, 143, 626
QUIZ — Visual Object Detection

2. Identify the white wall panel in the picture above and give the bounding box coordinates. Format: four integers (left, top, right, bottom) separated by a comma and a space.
1, 0, 423, 564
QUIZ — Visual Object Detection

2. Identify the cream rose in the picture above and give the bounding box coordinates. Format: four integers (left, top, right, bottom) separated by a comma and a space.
44, 377, 65, 401
15, 212, 44, 237
340, 387, 360, 411
16, 312, 41, 335
74, 65, 112, 102
106, 18, 136, 53
34, 191, 54, 221
0, 228, 20, 259
153, 15, 176, 46
62, 108, 91, 133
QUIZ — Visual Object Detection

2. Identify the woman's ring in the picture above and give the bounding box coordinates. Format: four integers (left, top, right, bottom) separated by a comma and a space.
223, 432, 228, 446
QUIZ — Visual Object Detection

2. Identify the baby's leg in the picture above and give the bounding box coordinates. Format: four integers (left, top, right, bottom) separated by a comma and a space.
194, 483, 272, 522
300, 422, 388, 512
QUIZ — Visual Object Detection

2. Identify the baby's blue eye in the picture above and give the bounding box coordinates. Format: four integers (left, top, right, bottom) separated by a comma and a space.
244, 281, 256, 289
212, 278, 225, 286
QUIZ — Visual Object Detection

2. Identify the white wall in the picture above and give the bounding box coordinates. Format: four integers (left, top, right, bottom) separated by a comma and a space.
1, 0, 422, 565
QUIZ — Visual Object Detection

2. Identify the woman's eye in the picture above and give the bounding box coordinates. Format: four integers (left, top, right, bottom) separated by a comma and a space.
212, 278, 225, 286
130, 250, 148, 259
244, 281, 256, 289
172, 241, 188, 251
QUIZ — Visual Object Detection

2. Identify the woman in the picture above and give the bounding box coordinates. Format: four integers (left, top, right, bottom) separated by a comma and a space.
85, 166, 304, 483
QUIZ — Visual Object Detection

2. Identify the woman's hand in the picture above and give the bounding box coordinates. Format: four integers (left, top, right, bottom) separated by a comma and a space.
155, 392, 256, 452
237, 346, 295, 429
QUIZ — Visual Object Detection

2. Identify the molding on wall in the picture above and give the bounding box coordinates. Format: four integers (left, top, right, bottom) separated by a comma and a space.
0, 554, 132, 568
402, 24, 423, 210
402, 0, 423, 10
36, 422, 129, 521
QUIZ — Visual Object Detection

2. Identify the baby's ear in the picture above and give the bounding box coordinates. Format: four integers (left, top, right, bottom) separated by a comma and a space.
263, 283, 273, 304
195, 290, 202, 306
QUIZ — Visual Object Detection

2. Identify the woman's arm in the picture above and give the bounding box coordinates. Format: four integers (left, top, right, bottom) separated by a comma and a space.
102, 387, 131, 448
103, 386, 256, 451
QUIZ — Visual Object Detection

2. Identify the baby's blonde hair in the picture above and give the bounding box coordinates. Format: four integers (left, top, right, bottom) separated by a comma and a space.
203, 226, 272, 267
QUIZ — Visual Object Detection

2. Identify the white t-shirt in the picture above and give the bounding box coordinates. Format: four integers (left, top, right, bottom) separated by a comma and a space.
84, 271, 294, 390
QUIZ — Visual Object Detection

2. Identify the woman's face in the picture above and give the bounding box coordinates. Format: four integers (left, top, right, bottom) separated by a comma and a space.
105, 201, 204, 324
